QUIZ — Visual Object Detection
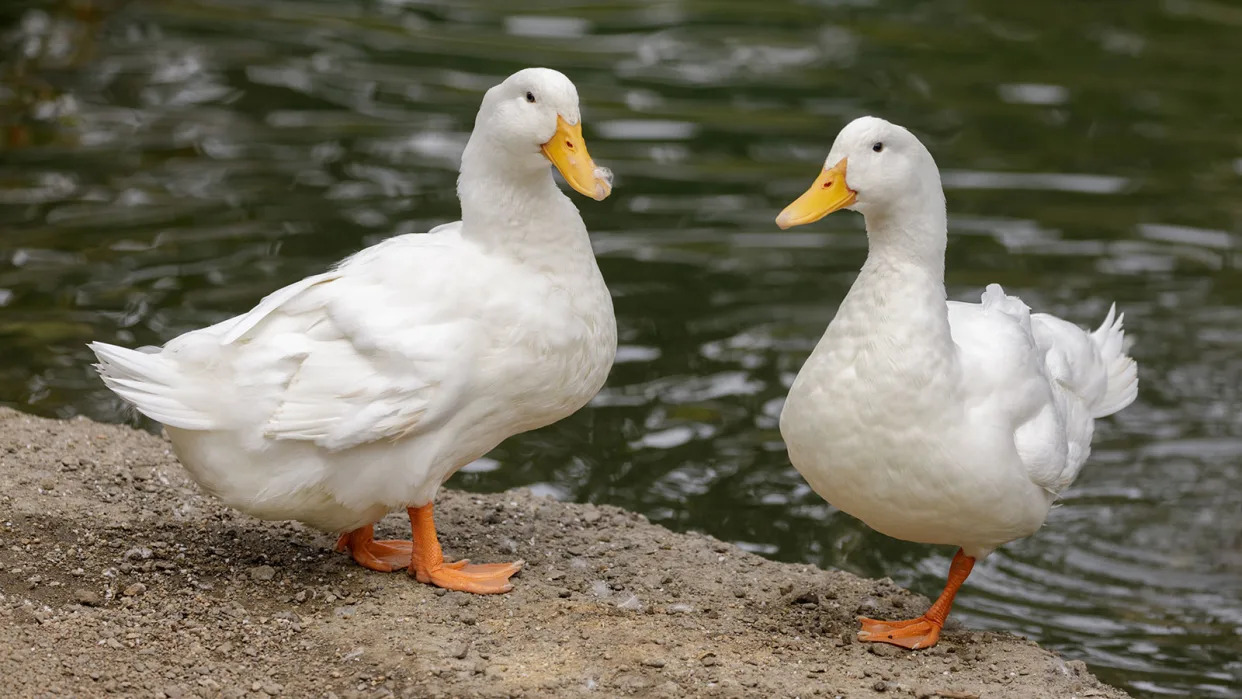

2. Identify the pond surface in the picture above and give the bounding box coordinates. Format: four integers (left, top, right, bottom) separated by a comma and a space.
2, 0, 1240, 695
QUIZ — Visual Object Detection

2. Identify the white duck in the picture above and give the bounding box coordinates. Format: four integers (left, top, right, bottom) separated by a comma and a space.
775, 116, 1138, 648
89, 67, 617, 595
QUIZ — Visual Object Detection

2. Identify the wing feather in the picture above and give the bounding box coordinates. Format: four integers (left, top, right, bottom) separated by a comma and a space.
948, 284, 1136, 496
95, 228, 484, 452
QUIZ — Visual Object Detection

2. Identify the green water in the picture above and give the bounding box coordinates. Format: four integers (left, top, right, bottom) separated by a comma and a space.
2, 0, 1239, 694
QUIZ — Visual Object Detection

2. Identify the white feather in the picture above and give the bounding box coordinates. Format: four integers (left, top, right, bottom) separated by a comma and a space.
89, 69, 618, 533
779, 116, 1139, 560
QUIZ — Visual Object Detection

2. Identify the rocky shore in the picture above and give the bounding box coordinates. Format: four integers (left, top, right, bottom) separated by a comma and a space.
0, 408, 1127, 698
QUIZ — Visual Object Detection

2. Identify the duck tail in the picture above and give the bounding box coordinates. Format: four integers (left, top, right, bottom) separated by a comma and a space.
88, 341, 214, 430
1087, 304, 1138, 418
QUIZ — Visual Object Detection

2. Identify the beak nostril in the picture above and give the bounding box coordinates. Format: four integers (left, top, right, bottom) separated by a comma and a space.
566, 140, 574, 149
822, 181, 832, 189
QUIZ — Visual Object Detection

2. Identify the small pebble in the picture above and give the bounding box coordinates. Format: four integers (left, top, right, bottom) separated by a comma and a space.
124, 547, 153, 561
74, 589, 101, 606
248, 565, 276, 582
123, 582, 146, 597
868, 643, 903, 658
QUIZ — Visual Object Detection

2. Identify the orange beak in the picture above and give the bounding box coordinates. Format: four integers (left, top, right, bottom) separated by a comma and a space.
541, 116, 612, 201
775, 158, 857, 229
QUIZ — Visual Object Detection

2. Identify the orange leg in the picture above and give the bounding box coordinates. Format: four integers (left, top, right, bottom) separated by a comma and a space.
334, 525, 413, 572
407, 504, 523, 594
858, 548, 975, 650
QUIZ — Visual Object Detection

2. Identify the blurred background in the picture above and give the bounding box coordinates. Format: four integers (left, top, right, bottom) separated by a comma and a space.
2, 0, 1239, 695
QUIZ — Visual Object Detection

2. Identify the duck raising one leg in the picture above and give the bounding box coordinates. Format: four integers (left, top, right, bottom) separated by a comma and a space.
857, 549, 974, 649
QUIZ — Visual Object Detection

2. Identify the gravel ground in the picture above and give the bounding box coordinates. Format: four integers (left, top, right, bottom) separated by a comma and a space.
0, 407, 1128, 698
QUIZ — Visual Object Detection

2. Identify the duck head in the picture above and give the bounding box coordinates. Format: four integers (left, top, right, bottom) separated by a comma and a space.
472, 67, 612, 201
776, 116, 941, 229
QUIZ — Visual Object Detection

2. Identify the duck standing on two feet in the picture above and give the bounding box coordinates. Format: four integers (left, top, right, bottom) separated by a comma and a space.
775, 117, 1139, 647
89, 68, 617, 594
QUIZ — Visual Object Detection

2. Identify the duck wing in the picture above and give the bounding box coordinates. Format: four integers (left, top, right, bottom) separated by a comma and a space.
947, 284, 1137, 495
92, 229, 483, 451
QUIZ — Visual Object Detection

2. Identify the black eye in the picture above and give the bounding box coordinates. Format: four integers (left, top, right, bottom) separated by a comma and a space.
525, 91, 536, 103
872, 142, 884, 153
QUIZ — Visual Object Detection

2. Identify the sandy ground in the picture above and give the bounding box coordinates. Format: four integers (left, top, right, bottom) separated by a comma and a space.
0, 407, 1128, 698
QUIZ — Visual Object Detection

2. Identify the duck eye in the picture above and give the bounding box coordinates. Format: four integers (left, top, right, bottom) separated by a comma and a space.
872, 142, 884, 153
525, 91, 536, 104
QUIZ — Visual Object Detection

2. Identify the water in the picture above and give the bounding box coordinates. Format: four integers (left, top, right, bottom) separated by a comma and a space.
2, 0, 1239, 694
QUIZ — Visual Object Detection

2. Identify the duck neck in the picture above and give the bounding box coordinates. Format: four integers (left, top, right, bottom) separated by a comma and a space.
834, 185, 954, 363
860, 189, 948, 280
456, 131, 590, 265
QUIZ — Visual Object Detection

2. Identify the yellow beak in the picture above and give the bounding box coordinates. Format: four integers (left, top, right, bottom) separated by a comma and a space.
775, 158, 857, 230
541, 116, 612, 201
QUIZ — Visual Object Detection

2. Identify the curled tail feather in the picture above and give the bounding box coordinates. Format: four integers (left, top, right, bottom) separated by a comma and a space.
1088, 304, 1138, 418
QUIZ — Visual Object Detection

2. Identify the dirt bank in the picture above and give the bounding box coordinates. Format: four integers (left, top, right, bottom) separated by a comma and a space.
0, 408, 1126, 698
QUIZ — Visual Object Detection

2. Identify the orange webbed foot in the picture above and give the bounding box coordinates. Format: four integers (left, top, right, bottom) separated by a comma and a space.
335, 526, 413, 572
415, 559, 524, 595
858, 615, 943, 649
337, 506, 526, 592
407, 504, 523, 594
856, 549, 977, 650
